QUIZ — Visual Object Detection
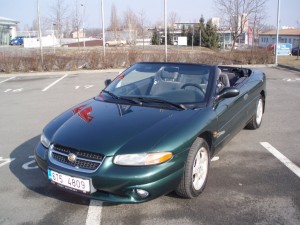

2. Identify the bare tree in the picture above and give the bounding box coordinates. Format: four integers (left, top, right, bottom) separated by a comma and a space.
137, 10, 148, 48
109, 4, 121, 39
70, 0, 82, 47
123, 8, 138, 43
214, 0, 268, 50
51, 0, 69, 44
168, 11, 180, 29
168, 11, 180, 45
249, 0, 268, 46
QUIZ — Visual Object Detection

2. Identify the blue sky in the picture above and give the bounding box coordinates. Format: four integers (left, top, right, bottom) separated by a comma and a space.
1, 0, 299, 30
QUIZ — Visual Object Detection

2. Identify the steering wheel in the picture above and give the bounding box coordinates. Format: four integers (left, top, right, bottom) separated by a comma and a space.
181, 83, 205, 95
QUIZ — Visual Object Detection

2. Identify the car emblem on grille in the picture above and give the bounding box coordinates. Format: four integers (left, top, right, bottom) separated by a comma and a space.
68, 153, 77, 163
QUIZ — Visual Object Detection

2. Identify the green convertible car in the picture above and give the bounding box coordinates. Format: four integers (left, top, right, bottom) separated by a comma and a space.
35, 62, 266, 203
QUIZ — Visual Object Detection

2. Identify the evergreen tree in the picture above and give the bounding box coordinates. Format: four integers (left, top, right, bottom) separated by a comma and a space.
151, 27, 160, 45
199, 16, 206, 47
204, 20, 219, 49
181, 25, 187, 36
161, 29, 172, 45
187, 25, 193, 46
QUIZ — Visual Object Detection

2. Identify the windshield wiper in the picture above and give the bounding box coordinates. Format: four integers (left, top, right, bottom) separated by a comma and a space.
102, 90, 119, 99
129, 97, 187, 110
102, 90, 141, 104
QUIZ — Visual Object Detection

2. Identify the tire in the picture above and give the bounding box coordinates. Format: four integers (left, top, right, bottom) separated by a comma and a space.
175, 137, 210, 198
105, 43, 109, 47
246, 95, 264, 130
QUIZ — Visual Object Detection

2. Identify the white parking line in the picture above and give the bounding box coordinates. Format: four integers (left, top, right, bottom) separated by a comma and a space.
0, 157, 15, 168
42, 74, 68, 91
0, 77, 15, 84
85, 200, 103, 225
260, 142, 300, 178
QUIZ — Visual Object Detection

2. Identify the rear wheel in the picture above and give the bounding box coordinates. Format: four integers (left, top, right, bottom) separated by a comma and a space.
175, 138, 210, 198
246, 95, 264, 129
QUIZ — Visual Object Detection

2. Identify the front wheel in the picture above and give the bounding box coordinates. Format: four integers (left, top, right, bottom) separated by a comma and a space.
175, 138, 210, 198
246, 95, 264, 129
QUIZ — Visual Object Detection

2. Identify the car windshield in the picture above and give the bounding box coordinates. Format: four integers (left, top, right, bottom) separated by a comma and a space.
101, 62, 213, 107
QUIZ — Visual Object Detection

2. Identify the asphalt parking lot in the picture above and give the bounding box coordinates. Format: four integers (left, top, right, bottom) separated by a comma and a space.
0, 67, 299, 225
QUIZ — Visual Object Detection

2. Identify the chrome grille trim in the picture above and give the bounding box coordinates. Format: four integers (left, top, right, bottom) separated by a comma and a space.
48, 144, 105, 173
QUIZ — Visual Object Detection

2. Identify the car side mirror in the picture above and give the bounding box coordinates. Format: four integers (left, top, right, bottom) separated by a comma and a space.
105, 79, 112, 87
216, 87, 239, 101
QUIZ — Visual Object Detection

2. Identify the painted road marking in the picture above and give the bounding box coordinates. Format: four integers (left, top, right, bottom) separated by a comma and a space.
85, 200, 103, 225
75, 85, 94, 90
22, 155, 38, 170
0, 157, 15, 168
4, 88, 23, 93
260, 142, 300, 178
0, 77, 15, 84
42, 74, 68, 91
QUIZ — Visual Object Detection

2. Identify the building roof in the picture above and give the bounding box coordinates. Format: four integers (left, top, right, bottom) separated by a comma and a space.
0, 16, 19, 24
261, 28, 300, 36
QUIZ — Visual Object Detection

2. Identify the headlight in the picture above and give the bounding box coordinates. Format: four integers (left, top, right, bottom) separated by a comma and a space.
113, 152, 173, 166
40, 133, 50, 148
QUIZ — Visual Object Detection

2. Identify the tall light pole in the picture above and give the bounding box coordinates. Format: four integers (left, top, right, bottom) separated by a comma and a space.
52, 23, 56, 54
164, 0, 167, 62
81, 3, 85, 47
37, 0, 43, 70
275, 0, 281, 65
101, 0, 106, 57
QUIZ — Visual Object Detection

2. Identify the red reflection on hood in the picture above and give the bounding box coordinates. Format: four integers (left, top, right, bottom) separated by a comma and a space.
72, 104, 87, 114
72, 104, 94, 123
78, 106, 94, 123
116, 74, 125, 80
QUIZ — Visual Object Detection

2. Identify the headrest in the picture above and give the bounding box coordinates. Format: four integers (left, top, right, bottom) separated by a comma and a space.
161, 70, 178, 81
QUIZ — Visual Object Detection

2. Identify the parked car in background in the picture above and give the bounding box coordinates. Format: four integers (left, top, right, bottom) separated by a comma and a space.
291, 47, 300, 56
9, 36, 25, 46
105, 39, 126, 47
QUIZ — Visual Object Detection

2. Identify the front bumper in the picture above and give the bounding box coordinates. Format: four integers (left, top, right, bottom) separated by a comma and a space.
34, 143, 186, 203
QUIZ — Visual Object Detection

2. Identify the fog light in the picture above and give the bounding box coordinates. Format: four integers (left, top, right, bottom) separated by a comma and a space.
135, 189, 149, 199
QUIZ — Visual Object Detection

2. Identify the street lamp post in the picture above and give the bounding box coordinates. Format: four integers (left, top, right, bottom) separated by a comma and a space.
81, 3, 85, 47
101, 0, 106, 57
52, 23, 56, 54
164, 0, 167, 62
37, 0, 43, 70
275, 0, 281, 65
297, 20, 300, 60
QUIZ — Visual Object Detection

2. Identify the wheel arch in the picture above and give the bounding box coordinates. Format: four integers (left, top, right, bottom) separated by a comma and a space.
260, 90, 266, 113
198, 131, 214, 157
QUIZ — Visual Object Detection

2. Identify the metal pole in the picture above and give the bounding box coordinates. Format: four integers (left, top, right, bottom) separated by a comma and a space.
81, 4, 85, 47
37, 0, 43, 70
275, 0, 280, 65
164, 0, 167, 62
297, 21, 299, 60
192, 24, 194, 50
199, 29, 201, 47
52, 23, 56, 54
101, 0, 106, 57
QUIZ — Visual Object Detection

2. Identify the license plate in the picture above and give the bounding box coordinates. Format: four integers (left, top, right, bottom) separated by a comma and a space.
48, 169, 91, 193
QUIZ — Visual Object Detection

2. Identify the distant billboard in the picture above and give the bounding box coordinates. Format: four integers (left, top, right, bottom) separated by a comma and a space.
178, 37, 187, 46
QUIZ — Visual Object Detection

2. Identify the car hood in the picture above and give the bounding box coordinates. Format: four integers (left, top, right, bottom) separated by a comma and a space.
47, 99, 198, 156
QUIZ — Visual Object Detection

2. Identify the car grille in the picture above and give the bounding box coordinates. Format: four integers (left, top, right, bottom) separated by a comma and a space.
49, 144, 105, 173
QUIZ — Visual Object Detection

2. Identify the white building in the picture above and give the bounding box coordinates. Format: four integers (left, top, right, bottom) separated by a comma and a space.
0, 16, 19, 45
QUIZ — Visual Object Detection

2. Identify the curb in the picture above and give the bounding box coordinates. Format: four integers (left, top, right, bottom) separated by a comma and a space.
0, 68, 124, 78
277, 64, 300, 72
